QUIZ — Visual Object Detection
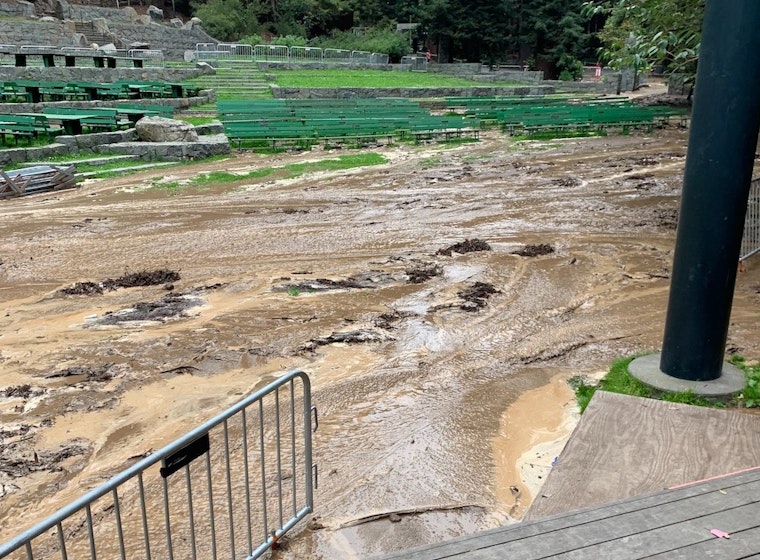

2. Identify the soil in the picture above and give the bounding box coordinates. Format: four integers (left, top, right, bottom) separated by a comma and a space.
1, 124, 760, 558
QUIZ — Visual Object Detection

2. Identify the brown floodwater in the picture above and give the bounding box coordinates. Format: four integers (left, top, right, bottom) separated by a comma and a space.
1, 128, 759, 558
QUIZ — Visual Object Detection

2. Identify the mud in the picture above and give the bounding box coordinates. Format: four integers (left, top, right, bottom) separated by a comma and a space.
1, 126, 760, 558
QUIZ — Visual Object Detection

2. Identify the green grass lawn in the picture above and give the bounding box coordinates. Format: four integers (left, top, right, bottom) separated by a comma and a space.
268, 69, 519, 88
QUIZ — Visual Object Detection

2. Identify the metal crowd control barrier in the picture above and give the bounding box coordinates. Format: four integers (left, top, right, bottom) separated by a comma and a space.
0, 369, 317, 560
323, 48, 351, 63
128, 49, 164, 67
740, 177, 760, 262
195, 42, 390, 66
289, 46, 323, 63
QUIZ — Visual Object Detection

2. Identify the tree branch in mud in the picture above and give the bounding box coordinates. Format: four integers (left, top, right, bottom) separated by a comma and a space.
333, 503, 487, 529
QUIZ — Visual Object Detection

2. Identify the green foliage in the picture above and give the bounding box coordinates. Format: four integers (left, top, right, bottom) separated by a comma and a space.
731, 355, 760, 409
267, 68, 516, 87
582, 0, 703, 78
192, 0, 262, 41
287, 287, 301, 296
310, 27, 411, 61
569, 355, 730, 413
241, 33, 265, 46
162, 153, 388, 188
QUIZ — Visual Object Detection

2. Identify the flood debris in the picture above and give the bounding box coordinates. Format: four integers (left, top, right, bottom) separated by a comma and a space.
512, 244, 555, 257
43, 364, 115, 382
374, 310, 414, 330
436, 238, 492, 256
554, 176, 581, 187
0, 439, 90, 479
277, 271, 397, 293
1, 385, 43, 399
458, 282, 500, 311
58, 269, 181, 296
97, 292, 203, 325
0, 165, 76, 200
406, 262, 443, 283
301, 329, 395, 352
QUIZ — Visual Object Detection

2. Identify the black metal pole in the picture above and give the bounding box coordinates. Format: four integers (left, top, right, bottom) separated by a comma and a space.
660, 0, 760, 380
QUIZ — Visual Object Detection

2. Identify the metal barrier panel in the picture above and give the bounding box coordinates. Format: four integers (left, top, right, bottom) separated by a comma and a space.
400, 55, 428, 71
128, 49, 165, 67
351, 50, 372, 64
0, 370, 316, 560
323, 48, 351, 64
740, 177, 760, 262
253, 44, 289, 62
289, 46, 323, 63
217, 43, 253, 61
370, 53, 389, 65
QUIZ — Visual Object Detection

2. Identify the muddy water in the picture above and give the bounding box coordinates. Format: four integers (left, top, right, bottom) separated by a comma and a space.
1, 130, 759, 558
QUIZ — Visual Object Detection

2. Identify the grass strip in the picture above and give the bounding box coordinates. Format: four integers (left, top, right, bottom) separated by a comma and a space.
159, 152, 387, 189
567, 355, 760, 413
268, 69, 520, 88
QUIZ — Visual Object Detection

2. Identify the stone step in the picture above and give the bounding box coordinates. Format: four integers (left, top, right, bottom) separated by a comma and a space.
23, 155, 139, 167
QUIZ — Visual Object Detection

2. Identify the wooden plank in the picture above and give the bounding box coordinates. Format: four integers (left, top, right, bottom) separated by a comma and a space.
644, 525, 760, 559
372, 469, 760, 560
527, 391, 760, 520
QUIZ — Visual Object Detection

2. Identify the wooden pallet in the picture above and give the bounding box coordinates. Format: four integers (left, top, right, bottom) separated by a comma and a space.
0, 164, 76, 199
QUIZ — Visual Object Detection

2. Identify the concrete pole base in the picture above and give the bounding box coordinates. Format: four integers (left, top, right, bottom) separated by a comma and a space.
628, 353, 746, 397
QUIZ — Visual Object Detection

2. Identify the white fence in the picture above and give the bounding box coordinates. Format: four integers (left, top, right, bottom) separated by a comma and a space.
740, 177, 760, 263
195, 43, 390, 66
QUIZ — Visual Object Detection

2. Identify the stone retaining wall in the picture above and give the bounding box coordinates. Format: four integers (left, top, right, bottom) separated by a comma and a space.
0, 0, 34, 17
108, 21, 217, 60
0, 13, 218, 61
0, 65, 205, 83
271, 85, 557, 99
0, 128, 229, 166
0, 19, 74, 47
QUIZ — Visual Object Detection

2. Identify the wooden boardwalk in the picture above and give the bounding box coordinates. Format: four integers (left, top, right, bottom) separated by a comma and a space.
374, 467, 760, 558
373, 391, 760, 559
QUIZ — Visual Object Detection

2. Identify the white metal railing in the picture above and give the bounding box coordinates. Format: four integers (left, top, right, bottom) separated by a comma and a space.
400, 55, 428, 71
253, 44, 289, 61
289, 46, 323, 62
740, 177, 760, 262
128, 49, 165, 67
194, 42, 390, 66
0, 370, 317, 560
323, 48, 351, 63
370, 52, 390, 65
351, 50, 372, 63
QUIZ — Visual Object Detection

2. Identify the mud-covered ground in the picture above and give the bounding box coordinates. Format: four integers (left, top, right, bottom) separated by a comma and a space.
1, 127, 759, 558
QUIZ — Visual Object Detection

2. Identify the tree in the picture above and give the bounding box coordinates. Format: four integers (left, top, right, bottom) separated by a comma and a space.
514, 0, 588, 79
417, 0, 513, 64
582, 0, 704, 79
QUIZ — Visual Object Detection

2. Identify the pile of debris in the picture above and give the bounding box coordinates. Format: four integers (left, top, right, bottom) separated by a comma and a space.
0, 165, 76, 199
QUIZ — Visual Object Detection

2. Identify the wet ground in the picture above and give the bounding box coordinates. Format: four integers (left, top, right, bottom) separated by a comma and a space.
1, 126, 760, 558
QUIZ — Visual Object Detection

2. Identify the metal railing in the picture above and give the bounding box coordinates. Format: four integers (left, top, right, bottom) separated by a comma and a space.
195, 43, 389, 66
740, 177, 760, 262
0, 370, 317, 560
128, 49, 165, 67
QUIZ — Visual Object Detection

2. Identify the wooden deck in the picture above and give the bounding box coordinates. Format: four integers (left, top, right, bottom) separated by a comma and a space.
527, 390, 760, 520
374, 467, 760, 558
373, 391, 760, 559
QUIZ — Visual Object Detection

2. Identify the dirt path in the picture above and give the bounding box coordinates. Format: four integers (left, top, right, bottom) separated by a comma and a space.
1, 128, 759, 557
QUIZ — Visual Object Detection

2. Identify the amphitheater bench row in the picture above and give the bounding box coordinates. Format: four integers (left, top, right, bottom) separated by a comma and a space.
1, 80, 196, 103
0, 104, 174, 143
